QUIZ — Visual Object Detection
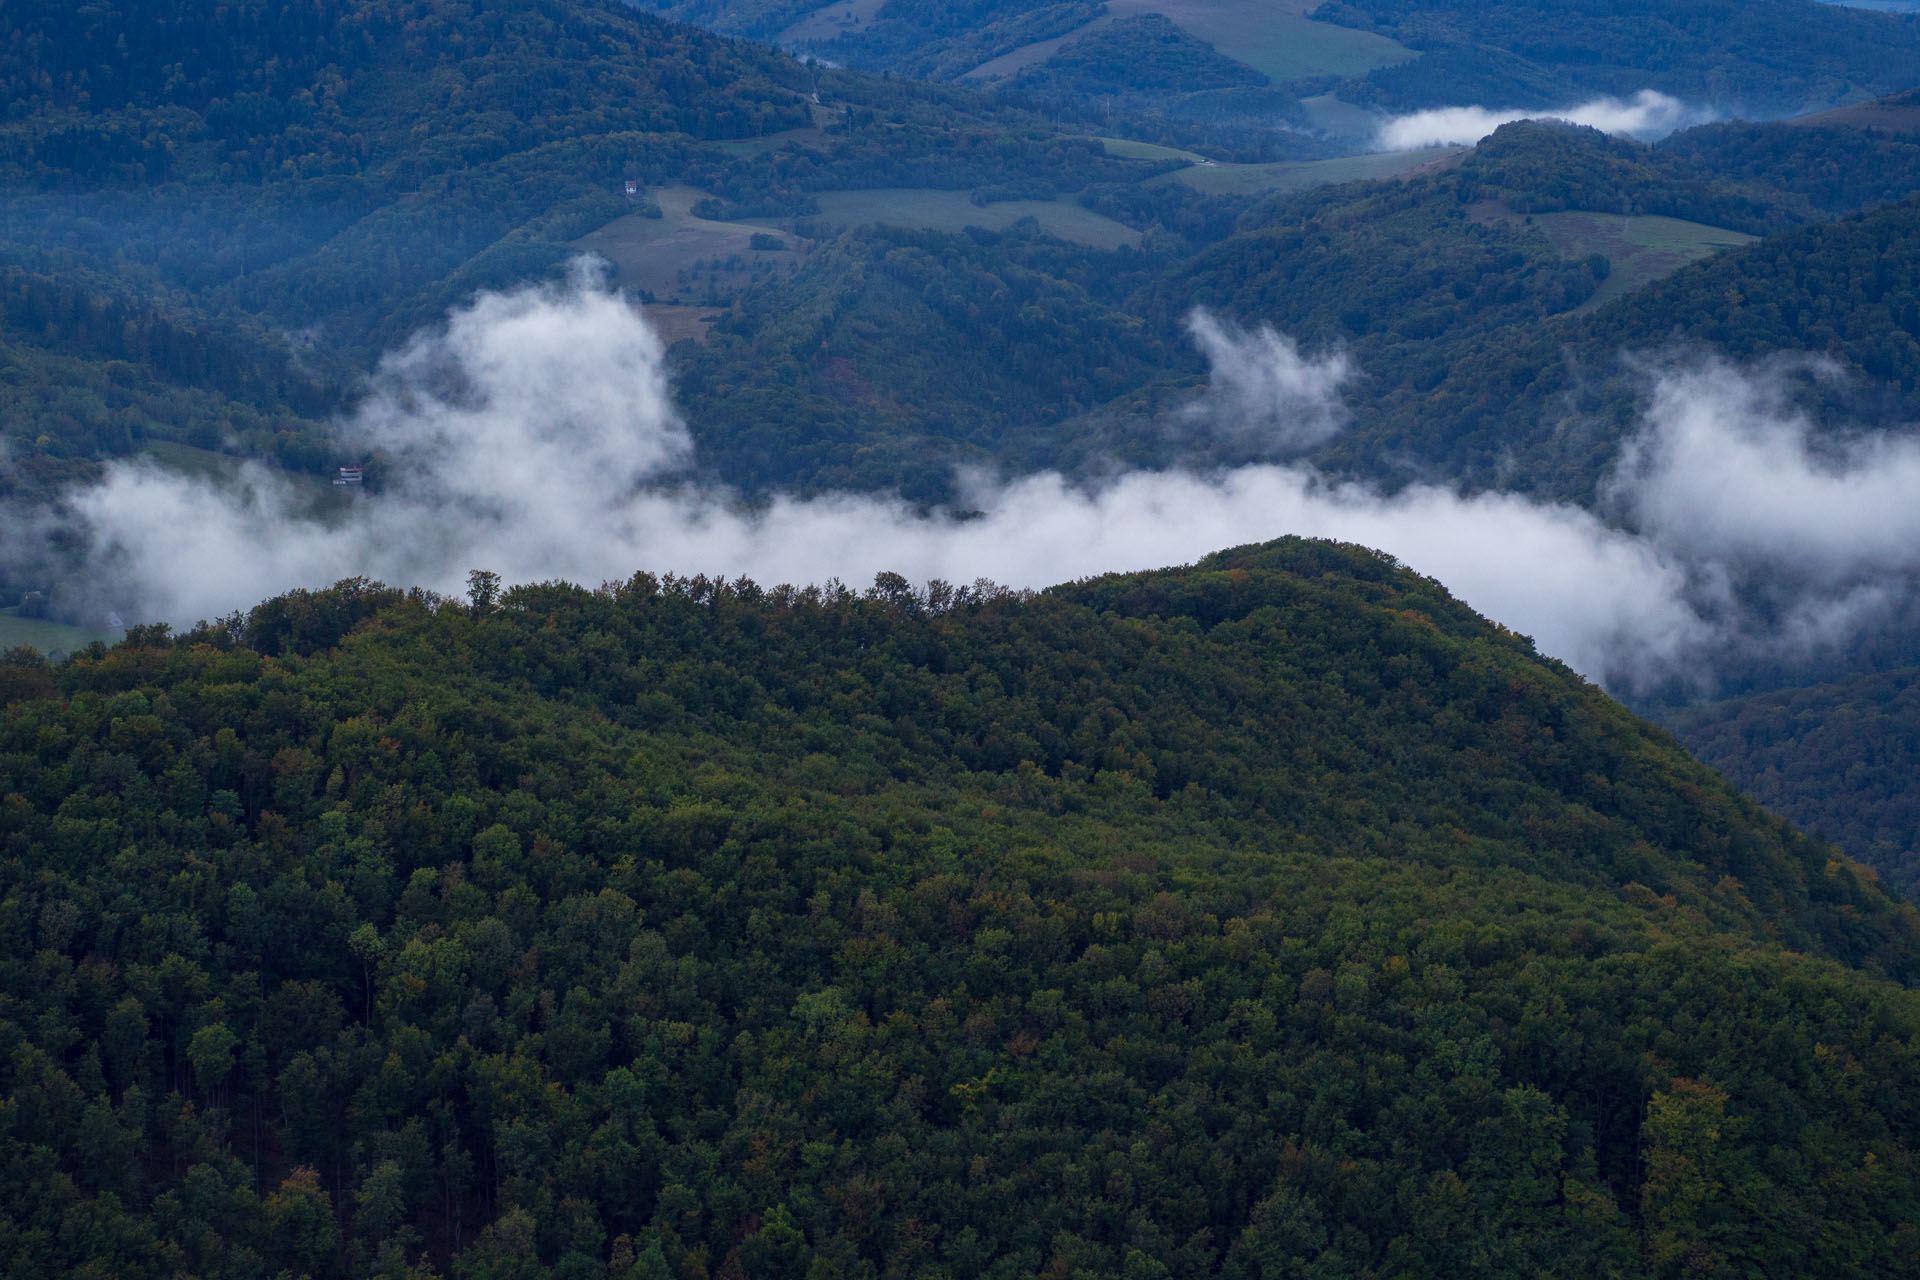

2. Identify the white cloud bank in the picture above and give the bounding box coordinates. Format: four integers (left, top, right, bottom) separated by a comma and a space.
21, 267, 1920, 696
1376, 90, 1713, 150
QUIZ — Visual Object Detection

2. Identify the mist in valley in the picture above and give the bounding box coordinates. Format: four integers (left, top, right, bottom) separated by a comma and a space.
12, 263, 1920, 700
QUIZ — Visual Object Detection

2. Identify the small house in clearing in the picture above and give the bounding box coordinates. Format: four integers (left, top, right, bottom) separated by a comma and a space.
334, 466, 364, 486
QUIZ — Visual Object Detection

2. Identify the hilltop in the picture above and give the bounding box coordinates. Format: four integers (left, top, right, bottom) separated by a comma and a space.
3, 542, 1919, 1276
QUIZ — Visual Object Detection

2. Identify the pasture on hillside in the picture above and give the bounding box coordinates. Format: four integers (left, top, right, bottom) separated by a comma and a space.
1530, 211, 1758, 311
0, 610, 115, 657
1104, 0, 1416, 82
754, 188, 1142, 249
572, 186, 810, 303
1153, 146, 1461, 195
962, 0, 1415, 84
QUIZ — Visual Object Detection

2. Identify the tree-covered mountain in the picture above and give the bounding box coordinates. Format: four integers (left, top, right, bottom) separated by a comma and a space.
666, 115, 1920, 502
0, 0, 1200, 513
4, 542, 1920, 1278
1333, 185, 1920, 503
638, 0, 1920, 117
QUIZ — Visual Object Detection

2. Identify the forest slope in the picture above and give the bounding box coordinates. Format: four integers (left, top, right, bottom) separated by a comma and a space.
1669, 668, 1920, 900
2, 542, 1918, 1277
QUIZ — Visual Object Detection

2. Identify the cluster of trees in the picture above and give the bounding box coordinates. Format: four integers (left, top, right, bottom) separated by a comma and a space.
2, 542, 1919, 1277
1003, 15, 1310, 130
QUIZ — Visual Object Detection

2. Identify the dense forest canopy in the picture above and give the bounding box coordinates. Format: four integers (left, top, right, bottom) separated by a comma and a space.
11, 0, 1920, 1273
1314, 0, 1920, 113
4, 544, 1920, 1277
1669, 667, 1920, 900
637, 0, 1920, 116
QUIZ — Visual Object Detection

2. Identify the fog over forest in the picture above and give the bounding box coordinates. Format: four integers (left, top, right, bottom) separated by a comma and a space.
16, 265, 1920, 698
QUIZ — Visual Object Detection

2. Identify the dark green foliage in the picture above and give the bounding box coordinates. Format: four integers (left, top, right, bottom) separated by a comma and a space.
889, 2, 1108, 82
1460, 121, 1800, 236
1659, 122, 1920, 219
677, 223, 1179, 499
2, 544, 1919, 1277
1316, 0, 1920, 114
1668, 666, 1920, 900
1010, 15, 1269, 101
1334, 191, 1920, 502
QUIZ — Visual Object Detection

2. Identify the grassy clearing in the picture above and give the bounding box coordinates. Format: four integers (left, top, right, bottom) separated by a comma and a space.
641, 303, 725, 346
138, 440, 360, 521
1153, 146, 1460, 196
1793, 98, 1920, 132
714, 127, 833, 158
769, 189, 1141, 249
1106, 0, 1416, 81
571, 186, 810, 303
962, 15, 1117, 80
1529, 211, 1757, 311
0, 609, 116, 656
1090, 135, 1209, 163
965, 0, 1414, 85
1300, 92, 1383, 141
778, 0, 886, 45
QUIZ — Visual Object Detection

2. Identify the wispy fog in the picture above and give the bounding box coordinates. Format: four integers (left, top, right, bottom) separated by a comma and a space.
1181, 311, 1351, 451
1376, 90, 1713, 150
17, 267, 1920, 697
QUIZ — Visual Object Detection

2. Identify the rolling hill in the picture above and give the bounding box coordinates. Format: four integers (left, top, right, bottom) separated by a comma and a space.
3, 542, 1919, 1276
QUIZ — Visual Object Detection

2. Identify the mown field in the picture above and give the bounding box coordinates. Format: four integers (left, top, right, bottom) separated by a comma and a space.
961, 14, 1120, 80
577, 184, 1139, 307
572, 186, 810, 303
764, 187, 1142, 248
1091, 135, 1209, 163
777, 0, 885, 45
963, 0, 1415, 84
1300, 91, 1385, 140
1531, 211, 1758, 310
0, 609, 115, 656
1105, 0, 1418, 82
1154, 146, 1461, 195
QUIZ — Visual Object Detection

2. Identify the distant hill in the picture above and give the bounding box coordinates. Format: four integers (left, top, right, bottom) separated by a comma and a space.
0, 0, 1178, 513
1317, 0, 1920, 115
637, 0, 1920, 120
3, 541, 1919, 1276
1329, 186, 1920, 505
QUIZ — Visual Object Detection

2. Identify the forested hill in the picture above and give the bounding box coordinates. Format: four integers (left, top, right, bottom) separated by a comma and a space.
1328, 189, 1920, 503
1668, 667, 1920, 900
1318, 0, 1920, 114
4, 541, 1920, 1277
638, 0, 1920, 115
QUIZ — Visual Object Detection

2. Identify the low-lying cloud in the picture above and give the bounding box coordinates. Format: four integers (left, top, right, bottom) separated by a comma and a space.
1376, 90, 1712, 150
1182, 311, 1351, 450
18, 267, 1920, 697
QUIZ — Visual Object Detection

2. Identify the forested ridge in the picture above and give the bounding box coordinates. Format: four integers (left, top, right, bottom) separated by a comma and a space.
1339, 187, 1920, 501
3, 543, 1920, 1277
0, 0, 1190, 508
639, 0, 1920, 117
667, 116, 1920, 500
1315, 0, 1920, 113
